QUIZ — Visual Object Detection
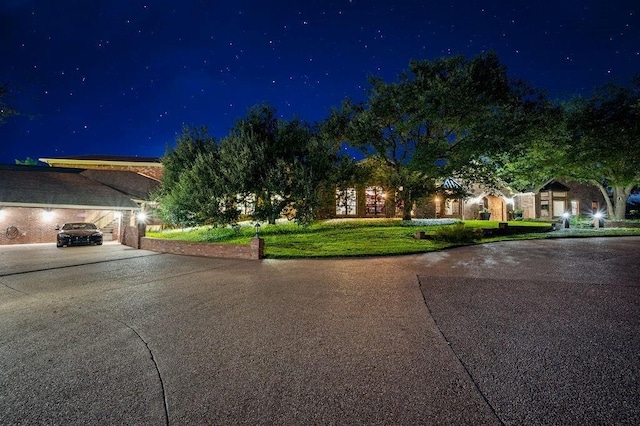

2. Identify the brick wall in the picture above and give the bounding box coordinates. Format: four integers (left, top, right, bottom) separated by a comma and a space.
138, 237, 264, 260
566, 181, 606, 214
123, 225, 143, 248
0, 207, 115, 245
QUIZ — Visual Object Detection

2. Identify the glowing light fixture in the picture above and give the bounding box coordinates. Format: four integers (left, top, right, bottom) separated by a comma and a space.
137, 212, 147, 223
42, 209, 55, 222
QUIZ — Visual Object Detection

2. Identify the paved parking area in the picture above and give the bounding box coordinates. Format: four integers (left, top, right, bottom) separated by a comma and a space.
0, 237, 638, 424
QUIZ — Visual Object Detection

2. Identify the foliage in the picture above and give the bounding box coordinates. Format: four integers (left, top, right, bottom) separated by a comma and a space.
218, 104, 339, 225
496, 77, 640, 220
488, 98, 565, 192
431, 222, 483, 243
335, 53, 538, 220
156, 105, 346, 227
562, 78, 640, 220
154, 126, 228, 227
0, 84, 18, 124
15, 157, 38, 165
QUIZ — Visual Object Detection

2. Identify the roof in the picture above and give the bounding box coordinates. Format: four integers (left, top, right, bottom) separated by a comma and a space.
0, 165, 141, 210
80, 169, 159, 200
539, 180, 570, 192
440, 178, 463, 190
39, 155, 162, 167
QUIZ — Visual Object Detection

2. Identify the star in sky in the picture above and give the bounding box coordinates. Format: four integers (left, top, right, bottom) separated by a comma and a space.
1, 0, 638, 164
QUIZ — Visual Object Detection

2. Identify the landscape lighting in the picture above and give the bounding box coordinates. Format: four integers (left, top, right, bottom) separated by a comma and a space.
254, 222, 261, 238
593, 211, 604, 228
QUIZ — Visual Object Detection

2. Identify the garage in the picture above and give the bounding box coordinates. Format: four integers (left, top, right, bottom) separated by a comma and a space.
0, 164, 157, 245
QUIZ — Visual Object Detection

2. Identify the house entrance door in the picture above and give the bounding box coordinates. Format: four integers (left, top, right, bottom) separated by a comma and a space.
553, 200, 566, 217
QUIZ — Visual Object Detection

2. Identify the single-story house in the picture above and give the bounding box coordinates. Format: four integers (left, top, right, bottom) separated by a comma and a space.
329, 178, 607, 222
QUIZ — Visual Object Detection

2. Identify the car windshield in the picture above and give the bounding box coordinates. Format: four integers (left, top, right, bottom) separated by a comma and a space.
62, 223, 97, 230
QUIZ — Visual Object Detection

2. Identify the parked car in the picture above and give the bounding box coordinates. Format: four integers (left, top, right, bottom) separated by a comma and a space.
56, 222, 103, 247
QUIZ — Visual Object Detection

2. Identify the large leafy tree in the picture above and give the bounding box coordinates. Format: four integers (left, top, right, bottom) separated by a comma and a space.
562, 79, 640, 220
157, 106, 342, 227
338, 53, 535, 219
218, 105, 339, 225
498, 79, 640, 220
155, 126, 228, 226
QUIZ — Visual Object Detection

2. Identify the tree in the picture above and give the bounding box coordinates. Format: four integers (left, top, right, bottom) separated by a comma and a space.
337, 53, 533, 219
219, 105, 337, 225
0, 84, 18, 124
15, 157, 38, 165
489, 99, 567, 192
562, 79, 640, 220
155, 126, 228, 227
499, 79, 640, 220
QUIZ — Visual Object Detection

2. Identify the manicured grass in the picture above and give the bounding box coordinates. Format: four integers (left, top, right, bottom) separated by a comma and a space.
146, 219, 640, 258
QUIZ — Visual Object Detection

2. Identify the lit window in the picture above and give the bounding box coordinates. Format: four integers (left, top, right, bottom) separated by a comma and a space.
336, 188, 356, 215
365, 186, 386, 216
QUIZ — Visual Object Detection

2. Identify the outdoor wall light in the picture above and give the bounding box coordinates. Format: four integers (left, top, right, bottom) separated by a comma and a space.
42, 209, 55, 222
254, 222, 261, 238
137, 212, 147, 223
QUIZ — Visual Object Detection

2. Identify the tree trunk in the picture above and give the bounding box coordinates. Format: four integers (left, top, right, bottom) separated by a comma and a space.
593, 182, 615, 219
400, 188, 413, 221
612, 186, 633, 221
592, 180, 632, 221
402, 202, 412, 221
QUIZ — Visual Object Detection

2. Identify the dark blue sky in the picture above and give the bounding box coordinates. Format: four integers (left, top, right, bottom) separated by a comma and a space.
1, 0, 638, 164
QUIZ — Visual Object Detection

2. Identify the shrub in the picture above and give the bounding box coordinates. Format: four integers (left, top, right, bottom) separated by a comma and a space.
431, 223, 483, 243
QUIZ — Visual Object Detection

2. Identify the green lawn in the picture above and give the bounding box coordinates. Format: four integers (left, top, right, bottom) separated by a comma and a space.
146, 218, 640, 258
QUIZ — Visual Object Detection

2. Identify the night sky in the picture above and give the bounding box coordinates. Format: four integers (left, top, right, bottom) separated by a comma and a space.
1, 0, 638, 165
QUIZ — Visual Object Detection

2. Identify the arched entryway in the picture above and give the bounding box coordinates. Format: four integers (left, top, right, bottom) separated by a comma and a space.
482, 195, 507, 221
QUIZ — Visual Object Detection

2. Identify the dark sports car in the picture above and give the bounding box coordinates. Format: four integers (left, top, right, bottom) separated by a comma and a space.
56, 222, 103, 247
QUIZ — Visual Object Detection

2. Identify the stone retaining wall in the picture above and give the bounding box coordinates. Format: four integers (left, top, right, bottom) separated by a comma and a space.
138, 237, 264, 260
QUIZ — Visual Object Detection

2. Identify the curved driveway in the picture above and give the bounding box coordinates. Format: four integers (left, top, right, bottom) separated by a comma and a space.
1, 238, 638, 424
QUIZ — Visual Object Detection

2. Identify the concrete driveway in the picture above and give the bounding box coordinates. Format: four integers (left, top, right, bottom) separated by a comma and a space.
0, 237, 638, 424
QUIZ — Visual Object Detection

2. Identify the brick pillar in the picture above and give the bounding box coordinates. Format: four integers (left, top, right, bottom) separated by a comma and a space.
118, 211, 132, 243
137, 222, 146, 249
251, 238, 264, 259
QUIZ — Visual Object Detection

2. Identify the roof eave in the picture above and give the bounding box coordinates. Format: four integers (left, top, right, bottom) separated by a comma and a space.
39, 158, 162, 168
0, 202, 140, 211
